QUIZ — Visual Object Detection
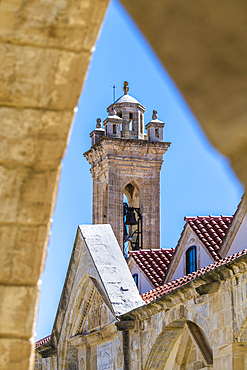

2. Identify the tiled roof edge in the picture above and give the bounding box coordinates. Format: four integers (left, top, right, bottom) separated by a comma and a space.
118, 249, 247, 321
35, 335, 51, 349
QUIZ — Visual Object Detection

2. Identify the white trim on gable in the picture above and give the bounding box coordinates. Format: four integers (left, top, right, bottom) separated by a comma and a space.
224, 212, 247, 257
220, 199, 247, 258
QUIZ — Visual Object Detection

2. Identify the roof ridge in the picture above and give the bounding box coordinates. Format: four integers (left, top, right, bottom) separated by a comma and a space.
184, 214, 233, 261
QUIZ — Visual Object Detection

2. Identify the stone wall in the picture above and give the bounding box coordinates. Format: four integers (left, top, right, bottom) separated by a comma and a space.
35, 253, 247, 369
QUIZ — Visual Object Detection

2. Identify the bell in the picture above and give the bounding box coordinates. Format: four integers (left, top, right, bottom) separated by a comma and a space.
125, 208, 138, 225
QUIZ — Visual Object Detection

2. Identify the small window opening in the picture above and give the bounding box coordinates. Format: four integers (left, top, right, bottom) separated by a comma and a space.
105, 126, 107, 135
140, 113, 143, 134
113, 124, 116, 134
132, 273, 138, 287
155, 128, 159, 138
117, 111, 122, 118
186, 246, 197, 275
129, 112, 134, 131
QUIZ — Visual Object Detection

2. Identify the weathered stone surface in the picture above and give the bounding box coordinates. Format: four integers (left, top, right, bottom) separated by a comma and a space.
79, 225, 144, 316
0, 284, 39, 337
0, 338, 33, 370
0, 224, 48, 284
0, 0, 109, 52
0, 43, 91, 110
0, 165, 58, 225
85, 138, 169, 251
0, 108, 74, 168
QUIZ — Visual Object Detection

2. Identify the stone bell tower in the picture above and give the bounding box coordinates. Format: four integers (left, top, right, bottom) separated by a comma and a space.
84, 82, 170, 252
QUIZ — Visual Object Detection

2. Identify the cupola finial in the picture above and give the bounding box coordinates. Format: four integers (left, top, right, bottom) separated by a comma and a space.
152, 110, 158, 120
123, 81, 129, 95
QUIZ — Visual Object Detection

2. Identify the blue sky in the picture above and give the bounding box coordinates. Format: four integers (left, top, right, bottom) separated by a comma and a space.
36, 0, 243, 340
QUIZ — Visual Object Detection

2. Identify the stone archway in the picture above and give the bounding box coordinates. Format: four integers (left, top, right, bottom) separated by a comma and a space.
144, 320, 213, 370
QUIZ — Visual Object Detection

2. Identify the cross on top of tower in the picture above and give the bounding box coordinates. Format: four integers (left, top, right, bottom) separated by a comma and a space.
123, 81, 129, 95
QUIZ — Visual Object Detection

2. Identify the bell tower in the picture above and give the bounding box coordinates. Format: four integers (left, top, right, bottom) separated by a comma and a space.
84, 82, 170, 253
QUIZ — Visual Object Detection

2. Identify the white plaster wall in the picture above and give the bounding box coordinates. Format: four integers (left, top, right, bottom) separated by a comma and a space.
130, 263, 153, 294
199, 243, 214, 269
170, 236, 214, 283
227, 214, 247, 256
170, 254, 184, 282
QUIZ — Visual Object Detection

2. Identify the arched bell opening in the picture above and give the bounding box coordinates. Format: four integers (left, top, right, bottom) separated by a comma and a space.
123, 183, 142, 256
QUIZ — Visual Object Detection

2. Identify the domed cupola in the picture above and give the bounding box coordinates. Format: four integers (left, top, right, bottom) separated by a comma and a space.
107, 81, 146, 140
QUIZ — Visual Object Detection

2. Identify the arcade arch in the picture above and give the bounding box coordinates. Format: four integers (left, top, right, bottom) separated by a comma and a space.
145, 320, 213, 370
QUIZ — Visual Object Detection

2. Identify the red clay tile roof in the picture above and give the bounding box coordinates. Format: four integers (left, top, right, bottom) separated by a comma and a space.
184, 215, 233, 261
129, 248, 175, 287
141, 249, 247, 303
35, 335, 51, 349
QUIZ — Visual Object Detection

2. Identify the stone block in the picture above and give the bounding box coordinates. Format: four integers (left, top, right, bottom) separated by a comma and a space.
0, 108, 73, 168
0, 43, 91, 110
0, 165, 58, 225
0, 0, 109, 52
0, 284, 39, 338
0, 224, 48, 285
0, 337, 33, 370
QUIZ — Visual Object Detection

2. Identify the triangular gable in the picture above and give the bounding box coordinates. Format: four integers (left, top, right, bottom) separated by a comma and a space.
164, 224, 215, 284
185, 215, 233, 260
46, 224, 143, 351
79, 224, 144, 316
220, 196, 247, 257
82, 288, 115, 334
69, 277, 116, 337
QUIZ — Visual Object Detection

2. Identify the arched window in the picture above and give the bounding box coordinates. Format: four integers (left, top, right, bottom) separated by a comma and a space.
186, 246, 197, 275
129, 112, 134, 131
132, 273, 138, 287
140, 113, 143, 134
